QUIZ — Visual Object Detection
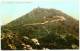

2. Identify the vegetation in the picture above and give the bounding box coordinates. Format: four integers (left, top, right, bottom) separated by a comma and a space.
1, 8, 79, 50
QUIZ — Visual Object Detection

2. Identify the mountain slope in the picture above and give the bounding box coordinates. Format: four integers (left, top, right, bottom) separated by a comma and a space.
1, 8, 79, 50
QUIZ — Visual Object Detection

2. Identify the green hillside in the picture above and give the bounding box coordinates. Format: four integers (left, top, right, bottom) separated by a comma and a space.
1, 8, 79, 50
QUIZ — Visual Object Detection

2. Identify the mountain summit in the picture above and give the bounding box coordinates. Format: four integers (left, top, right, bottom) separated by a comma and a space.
1, 8, 79, 50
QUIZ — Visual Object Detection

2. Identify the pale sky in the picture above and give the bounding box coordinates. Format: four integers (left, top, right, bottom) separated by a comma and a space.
0, 0, 79, 25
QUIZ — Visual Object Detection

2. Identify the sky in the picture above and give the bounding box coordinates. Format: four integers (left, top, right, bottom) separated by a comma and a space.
0, 0, 79, 25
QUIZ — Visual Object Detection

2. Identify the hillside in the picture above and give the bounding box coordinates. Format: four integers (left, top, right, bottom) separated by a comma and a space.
1, 8, 79, 50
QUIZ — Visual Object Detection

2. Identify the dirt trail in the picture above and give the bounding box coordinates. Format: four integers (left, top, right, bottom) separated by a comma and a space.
23, 16, 66, 26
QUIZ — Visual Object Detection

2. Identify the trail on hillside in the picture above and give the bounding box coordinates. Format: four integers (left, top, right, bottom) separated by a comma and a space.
23, 17, 66, 38
23, 16, 66, 26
